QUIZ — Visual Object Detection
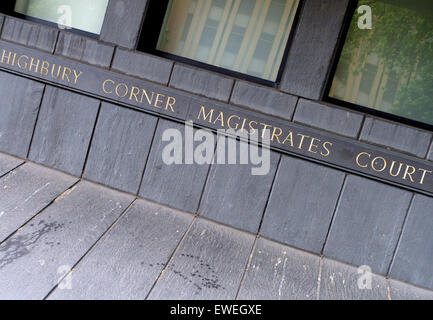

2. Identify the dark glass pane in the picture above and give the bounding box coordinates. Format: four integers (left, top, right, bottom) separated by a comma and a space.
329, 0, 433, 126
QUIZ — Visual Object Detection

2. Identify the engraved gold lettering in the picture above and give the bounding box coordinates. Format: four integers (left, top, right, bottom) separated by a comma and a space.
72, 70, 83, 84
51, 64, 61, 79
403, 165, 416, 182
1, 50, 12, 64
356, 152, 370, 167
260, 123, 271, 138
389, 161, 403, 177
297, 134, 310, 150
248, 120, 257, 135
141, 89, 154, 105
308, 137, 320, 154
129, 86, 140, 102
271, 127, 283, 144
282, 132, 294, 147
198, 106, 214, 123
154, 93, 165, 109
102, 79, 114, 94
61, 67, 71, 82
227, 115, 240, 130
371, 156, 387, 172
321, 141, 332, 157
418, 168, 433, 185
17, 55, 29, 69
40, 61, 49, 76
29, 57, 40, 73
213, 112, 224, 127
115, 83, 128, 98
165, 96, 176, 112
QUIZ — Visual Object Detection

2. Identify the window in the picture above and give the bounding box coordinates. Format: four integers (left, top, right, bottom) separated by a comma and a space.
140, 0, 301, 85
2, 0, 109, 36
327, 0, 433, 128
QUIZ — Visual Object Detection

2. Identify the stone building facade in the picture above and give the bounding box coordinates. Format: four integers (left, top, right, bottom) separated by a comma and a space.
0, 0, 432, 299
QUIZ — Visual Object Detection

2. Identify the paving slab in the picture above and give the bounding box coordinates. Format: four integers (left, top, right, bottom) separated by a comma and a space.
319, 258, 389, 300
237, 238, 320, 300
48, 199, 193, 300
0, 181, 134, 300
0, 163, 77, 243
0, 153, 24, 177
148, 218, 255, 300
323, 175, 412, 275
389, 280, 433, 300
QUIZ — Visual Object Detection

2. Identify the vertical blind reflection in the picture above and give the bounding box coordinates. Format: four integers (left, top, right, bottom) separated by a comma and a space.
329, 0, 433, 126
15, 0, 109, 34
157, 0, 300, 81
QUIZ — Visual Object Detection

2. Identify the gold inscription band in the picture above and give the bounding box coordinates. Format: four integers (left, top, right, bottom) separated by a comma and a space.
355, 151, 433, 185
197, 105, 333, 158
0, 40, 431, 195
0, 49, 83, 85
102, 78, 176, 113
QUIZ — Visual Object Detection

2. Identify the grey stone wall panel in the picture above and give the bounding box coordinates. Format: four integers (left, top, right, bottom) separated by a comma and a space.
29, 86, 99, 176
84, 102, 157, 194
199, 137, 279, 233
230, 81, 297, 120
294, 99, 363, 138
260, 156, 345, 254
100, 0, 148, 49
324, 175, 412, 275
170, 64, 234, 102
280, 0, 350, 99
1, 17, 58, 53
389, 194, 433, 291
139, 120, 212, 213
112, 48, 173, 85
55, 32, 115, 68
360, 117, 432, 158
0, 72, 44, 158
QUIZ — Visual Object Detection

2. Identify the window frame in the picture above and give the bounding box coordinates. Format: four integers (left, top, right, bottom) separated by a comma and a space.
324, 0, 433, 132
0, 1, 104, 39
138, 0, 304, 88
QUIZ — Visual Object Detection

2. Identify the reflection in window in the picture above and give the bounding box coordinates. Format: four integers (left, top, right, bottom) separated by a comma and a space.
157, 0, 300, 81
14, 0, 109, 35
328, 0, 433, 126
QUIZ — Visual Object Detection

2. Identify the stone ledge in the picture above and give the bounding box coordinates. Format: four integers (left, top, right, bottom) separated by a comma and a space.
230, 81, 297, 121
55, 32, 115, 68
1, 16, 58, 53
169, 63, 234, 102
294, 99, 364, 138
111, 47, 173, 85
360, 117, 432, 158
